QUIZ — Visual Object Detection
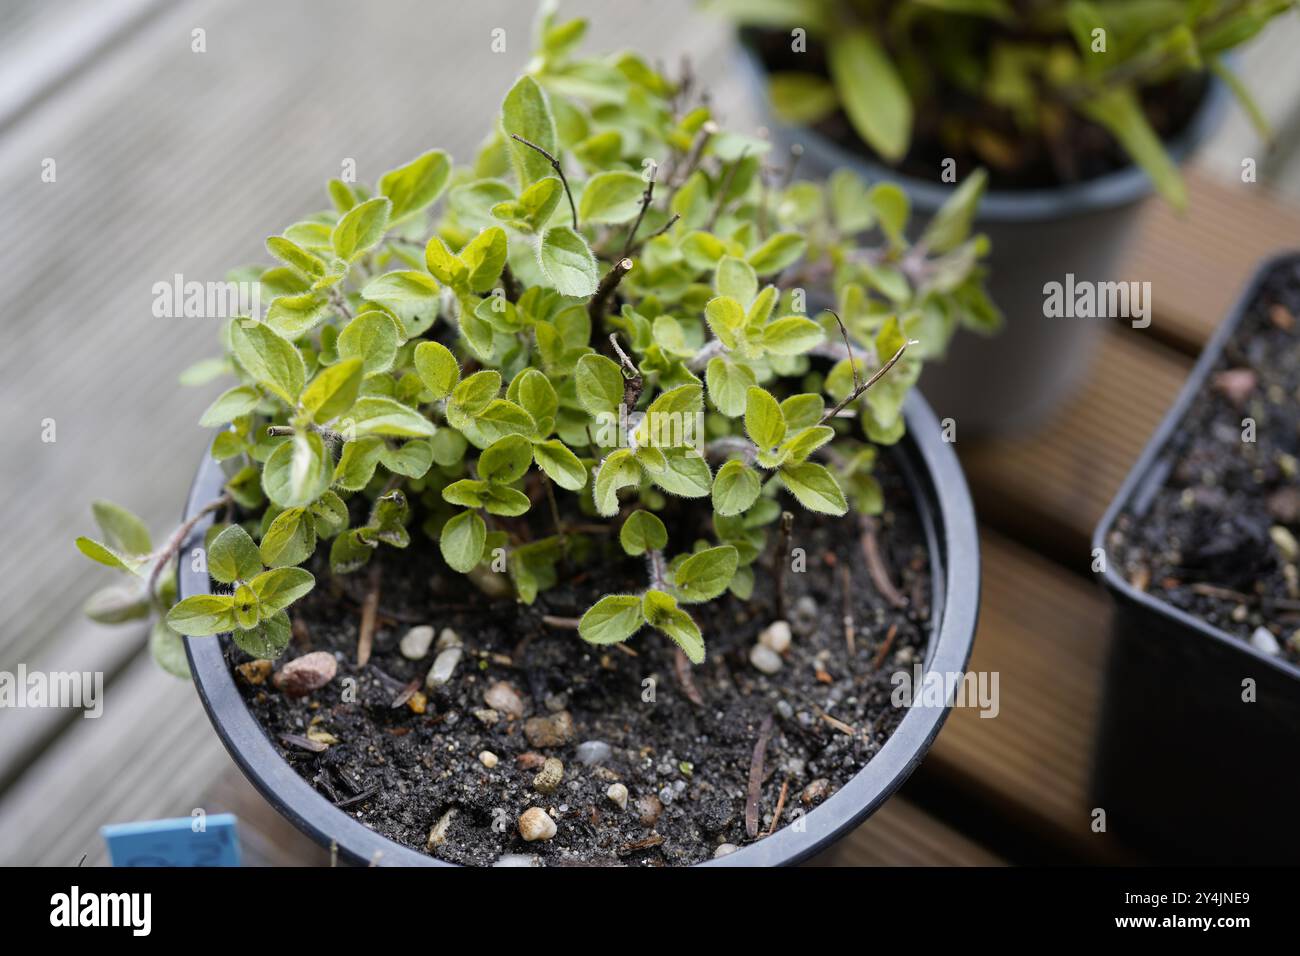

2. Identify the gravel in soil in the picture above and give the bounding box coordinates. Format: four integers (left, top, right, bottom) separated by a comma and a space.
1109, 257, 1300, 668
230, 453, 936, 866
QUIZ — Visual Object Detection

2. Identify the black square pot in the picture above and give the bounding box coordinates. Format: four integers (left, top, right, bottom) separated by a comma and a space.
1092, 253, 1300, 864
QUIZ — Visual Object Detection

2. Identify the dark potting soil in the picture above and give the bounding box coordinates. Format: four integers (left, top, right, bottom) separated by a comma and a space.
229, 453, 934, 866
746, 28, 1208, 192
1108, 258, 1300, 669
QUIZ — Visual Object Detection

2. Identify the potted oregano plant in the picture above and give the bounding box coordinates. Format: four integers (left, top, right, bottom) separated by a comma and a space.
1094, 252, 1300, 863
720, 0, 1294, 432
77, 8, 981, 866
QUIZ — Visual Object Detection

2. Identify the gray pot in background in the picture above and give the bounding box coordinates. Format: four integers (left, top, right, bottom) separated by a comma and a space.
737, 42, 1229, 436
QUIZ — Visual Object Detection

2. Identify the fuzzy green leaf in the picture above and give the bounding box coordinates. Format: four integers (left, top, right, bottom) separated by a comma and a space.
479, 434, 533, 483
779, 461, 849, 515
461, 226, 509, 293
332, 197, 391, 261
92, 500, 152, 556
199, 385, 262, 427
347, 396, 435, 439
593, 448, 641, 516
641, 590, 704, 664
747, 232, 806, 274
533, 439, 588, 491
745, 386, 786, 450
575, 353, 625, 418
578, 170, 645, 224
413, 341, 461, 399
166, 594, 237, 637
578, 594, 645, 646
249, 566, 314, 614
231, 321, 305, 406
502, 75, 558, 186
711, 459, 761, 516
337, 311, 399, 376
259, 508, 316, 568
232, 610, 292, 659
705, 357, 755, 417
378, 149, 452, 225
538, 226, 598, 297
300, 358, 363, 423
262, 432, 332, 508
208, 524, 262, 585
619, 510, 668, 556
673, 545, 738, 603
440, 509, 487, 573
827, 28, 912, 164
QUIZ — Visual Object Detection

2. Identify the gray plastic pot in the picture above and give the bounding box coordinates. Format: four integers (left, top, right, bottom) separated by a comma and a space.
179, 391, 980, 867
736, 39, 1229, 435
1092, 254, 1300, 863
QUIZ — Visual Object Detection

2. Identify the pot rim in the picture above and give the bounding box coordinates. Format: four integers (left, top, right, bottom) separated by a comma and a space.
1092, 251, 1300, 684
735, 34, 1229, 222
181, 390, 980, 866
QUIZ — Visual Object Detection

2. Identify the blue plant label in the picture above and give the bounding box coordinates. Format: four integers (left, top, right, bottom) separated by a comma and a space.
101, 813, 241, 867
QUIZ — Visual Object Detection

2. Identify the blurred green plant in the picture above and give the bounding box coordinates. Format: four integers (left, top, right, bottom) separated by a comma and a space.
716, 0, 1296, 209
77, 1, 994, 672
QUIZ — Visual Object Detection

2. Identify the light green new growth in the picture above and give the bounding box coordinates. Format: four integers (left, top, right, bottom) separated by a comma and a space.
77, 3, 994, 671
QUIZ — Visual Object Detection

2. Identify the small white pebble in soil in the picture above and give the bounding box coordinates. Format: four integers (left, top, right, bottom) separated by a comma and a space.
479, 750, 499, 769
1251, 626, 1281, 656
399, 625, 434, 660
714, 843, 739, 858
494, 854, 541, 867
483, 680, 525, 718
518, 807, 557, 842
425, 647, 462, 688
606, 783, 629, 810
574, 740, 612, 766
749, 643, 783, 675
435, 627, 463, 652
1270, 525, 1300, 562
759, 620, 792, 654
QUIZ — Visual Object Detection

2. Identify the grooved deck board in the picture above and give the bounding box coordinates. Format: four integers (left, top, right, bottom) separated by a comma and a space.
960, 329, 1190, 564
810, 797, 1004, 866
1124, 170, 1300, 355
921, 531, 1136, 862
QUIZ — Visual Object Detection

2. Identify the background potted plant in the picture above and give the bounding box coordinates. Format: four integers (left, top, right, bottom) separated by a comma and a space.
77, 9, 981, 866
1093, 252, 1300, 863
719, 0, 1294, 432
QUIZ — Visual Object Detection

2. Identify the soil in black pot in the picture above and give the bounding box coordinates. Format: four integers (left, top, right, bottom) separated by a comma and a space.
229, 453, 934, 865
745, 28, 1208, 192
1108, 259, 1300, 669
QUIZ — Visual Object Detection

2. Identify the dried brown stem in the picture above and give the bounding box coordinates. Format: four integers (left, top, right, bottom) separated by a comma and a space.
860, 516, 908, 610
620, 169, 657, 261
773, 511, 794, 621
588, 257, 633, 329
510, 133, 578, 230
357, 564, 381, 667
744, 714, 774, 839
609, 332, 643, 408
147, 492, 232, 606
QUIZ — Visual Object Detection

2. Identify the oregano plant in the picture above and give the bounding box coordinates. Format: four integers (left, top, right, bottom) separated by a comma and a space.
77, 5, 994, 672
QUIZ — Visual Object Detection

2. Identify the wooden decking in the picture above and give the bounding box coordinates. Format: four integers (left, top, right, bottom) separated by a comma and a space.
2, 0, 1299, 866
